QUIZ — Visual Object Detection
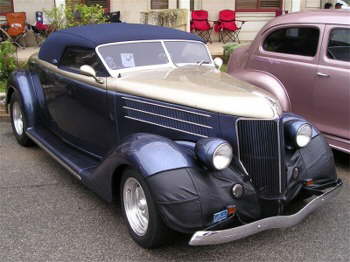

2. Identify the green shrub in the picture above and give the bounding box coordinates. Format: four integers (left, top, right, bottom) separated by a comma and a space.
44, 4, 66, 31
66, 4, 107, 28
223, 43, 241, 63
0, 41, 16, 81
45, 4, 107, 31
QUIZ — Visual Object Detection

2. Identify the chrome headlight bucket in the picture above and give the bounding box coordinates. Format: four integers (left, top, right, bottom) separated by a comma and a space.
286, 121, 313, 148
195, 138, 233, 170
296, 123, 313, 147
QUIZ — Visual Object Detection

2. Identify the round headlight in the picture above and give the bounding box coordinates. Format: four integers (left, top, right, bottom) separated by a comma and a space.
195, 138, 233, 170
212, 143, 233, 170
296, 123, 312, 147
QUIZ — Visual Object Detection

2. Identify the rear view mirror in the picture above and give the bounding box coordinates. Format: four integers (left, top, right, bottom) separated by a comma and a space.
80, 65, 97, 78
213, 57, 223, 70
80, 65, 104, 84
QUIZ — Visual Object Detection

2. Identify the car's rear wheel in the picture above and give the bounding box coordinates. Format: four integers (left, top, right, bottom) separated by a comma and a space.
120, 168, 170, 248
10, 93, 33, 147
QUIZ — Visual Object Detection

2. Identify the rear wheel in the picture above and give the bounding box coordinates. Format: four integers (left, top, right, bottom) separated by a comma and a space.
10, 93, 33, 147
120, 168, 170, 248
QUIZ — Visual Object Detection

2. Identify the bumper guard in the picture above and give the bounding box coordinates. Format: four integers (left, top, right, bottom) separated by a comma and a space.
189, 180, 343, 246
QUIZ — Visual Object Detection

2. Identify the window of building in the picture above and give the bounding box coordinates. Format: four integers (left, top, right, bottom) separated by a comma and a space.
151, 0, 169, 9
176, 0, 201, 10
85, 0, 109, 9
236, 0, 282, 11
60, 47, 108, 76
0, 0, 13, 14
327, 28, 350, 62
263, 27, 320, 57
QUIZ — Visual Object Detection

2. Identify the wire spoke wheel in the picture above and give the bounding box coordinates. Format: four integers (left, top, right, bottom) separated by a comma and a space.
123, 177, 149, 236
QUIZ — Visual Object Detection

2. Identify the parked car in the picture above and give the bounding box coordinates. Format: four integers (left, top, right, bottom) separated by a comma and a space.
6, 23, 342, 248
228, 10, 350, 154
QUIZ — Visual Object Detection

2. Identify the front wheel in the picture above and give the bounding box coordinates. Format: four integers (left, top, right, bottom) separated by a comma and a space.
120, 168, 170, 248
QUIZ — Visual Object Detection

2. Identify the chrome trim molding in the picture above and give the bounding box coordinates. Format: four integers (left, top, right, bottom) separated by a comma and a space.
124, 116, 208, 138
123, 106, 213, 129
26, 131, 82, 181
122, 97, 212, 118
329, 144, 350, 154
189, 181, 343, 246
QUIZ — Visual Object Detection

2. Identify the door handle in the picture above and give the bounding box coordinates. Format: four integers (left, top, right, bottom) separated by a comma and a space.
317, 72, 330, 78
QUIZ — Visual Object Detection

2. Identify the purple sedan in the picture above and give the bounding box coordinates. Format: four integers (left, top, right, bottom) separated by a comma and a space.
228, 10, 350, 153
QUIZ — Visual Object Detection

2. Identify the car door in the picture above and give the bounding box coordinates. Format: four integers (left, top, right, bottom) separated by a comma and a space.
313, 25, 350, 142
43, 47, 116, 157
247, 24, 324, 121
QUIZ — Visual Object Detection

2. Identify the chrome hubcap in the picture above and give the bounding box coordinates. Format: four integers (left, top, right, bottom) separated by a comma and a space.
123, 177, 149, 236
12, 102, 24, 135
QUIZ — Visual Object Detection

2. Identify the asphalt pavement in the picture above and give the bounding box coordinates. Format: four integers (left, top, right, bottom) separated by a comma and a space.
0, 120, 349, 262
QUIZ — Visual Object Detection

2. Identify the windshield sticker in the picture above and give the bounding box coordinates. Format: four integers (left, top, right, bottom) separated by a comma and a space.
105, 56, 118, 70
121, 53, 135, 68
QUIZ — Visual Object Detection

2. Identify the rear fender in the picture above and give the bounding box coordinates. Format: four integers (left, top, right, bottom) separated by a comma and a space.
6, 70, 39, 127
230, 70, 291, 112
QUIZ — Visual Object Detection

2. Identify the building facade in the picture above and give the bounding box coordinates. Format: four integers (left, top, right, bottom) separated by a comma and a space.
0, 0, 344, 40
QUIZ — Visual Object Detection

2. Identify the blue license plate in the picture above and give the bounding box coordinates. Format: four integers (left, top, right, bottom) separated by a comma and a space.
213, 209, 228, 223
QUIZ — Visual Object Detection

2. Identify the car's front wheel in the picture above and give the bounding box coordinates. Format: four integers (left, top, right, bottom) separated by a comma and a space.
10, 93, 33, 147
120, 168, 170, 248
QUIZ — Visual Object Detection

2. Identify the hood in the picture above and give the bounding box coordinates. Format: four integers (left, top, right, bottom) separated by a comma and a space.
107, 66, 282, 119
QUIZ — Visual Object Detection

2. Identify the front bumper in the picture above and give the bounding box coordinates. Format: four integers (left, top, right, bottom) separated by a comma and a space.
189, 180, 343, 246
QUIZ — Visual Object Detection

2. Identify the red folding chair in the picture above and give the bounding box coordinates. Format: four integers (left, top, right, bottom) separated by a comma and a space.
214, 10, 245, 44
5, 12, 27, 48
190, 10, 212, 43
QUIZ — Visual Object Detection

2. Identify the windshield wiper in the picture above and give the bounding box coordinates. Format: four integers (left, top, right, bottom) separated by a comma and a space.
197, 60, 211, 66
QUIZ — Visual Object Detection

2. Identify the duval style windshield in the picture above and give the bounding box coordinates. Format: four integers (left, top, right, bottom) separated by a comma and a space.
97, 40, 212, 71
164, 41, 212, 64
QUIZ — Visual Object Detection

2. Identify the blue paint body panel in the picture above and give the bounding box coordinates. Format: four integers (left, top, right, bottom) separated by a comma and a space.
6, 56, 338, 233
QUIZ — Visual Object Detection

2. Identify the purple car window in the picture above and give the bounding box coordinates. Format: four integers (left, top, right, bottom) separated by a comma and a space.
327, 28, 350, 62
263, 27, 320, 57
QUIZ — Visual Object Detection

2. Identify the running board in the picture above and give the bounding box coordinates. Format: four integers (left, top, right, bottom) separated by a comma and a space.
26, 127, 100, 181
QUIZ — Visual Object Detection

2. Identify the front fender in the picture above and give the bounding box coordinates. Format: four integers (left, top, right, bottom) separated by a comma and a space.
6, 70, 38, 127
229, 70, 291, 112
84, 133, 197, 202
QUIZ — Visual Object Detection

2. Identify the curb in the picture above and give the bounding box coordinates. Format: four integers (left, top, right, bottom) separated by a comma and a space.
0, 94, 9, 121
0, 116, 10, 122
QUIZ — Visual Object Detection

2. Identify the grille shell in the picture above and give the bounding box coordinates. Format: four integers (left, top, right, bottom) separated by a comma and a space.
236, 119, 285, 197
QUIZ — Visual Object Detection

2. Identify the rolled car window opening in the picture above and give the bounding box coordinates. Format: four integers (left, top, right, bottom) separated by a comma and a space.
164, 41, 212, 65
263, 27, 320, 57
97, 42, 169, 70
327, 28, 350, 62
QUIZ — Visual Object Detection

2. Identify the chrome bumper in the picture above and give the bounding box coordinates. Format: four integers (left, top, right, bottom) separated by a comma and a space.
189, 181, 343, 246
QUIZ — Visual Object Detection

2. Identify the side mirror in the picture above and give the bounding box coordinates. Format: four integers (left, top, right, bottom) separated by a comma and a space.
80, 65, 104, 84
213, 57, 223, 70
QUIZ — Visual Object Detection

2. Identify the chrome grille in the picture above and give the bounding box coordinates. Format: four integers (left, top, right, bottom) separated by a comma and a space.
237, 119, 285, 196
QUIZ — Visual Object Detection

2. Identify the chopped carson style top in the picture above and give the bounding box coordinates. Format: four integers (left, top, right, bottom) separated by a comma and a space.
39, 23, 204, 65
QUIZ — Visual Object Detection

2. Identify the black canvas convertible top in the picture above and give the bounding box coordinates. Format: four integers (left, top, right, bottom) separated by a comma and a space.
39, 23, 204, 65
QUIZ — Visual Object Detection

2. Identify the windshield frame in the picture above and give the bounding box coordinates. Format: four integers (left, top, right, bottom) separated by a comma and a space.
95, 39, 214, 77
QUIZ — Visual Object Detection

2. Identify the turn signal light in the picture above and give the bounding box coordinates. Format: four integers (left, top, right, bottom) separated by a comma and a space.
305, 179, 314, 186
227, 205, 237, 216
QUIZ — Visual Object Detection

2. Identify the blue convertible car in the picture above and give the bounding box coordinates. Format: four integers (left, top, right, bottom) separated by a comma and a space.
5, 23, 342, 248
